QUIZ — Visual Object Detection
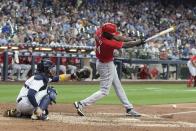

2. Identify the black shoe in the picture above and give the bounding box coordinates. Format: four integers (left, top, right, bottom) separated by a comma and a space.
95, 74, 100, 79
74, 101, 85, 116
3, 109, 21, 117
126, 108, 141, 117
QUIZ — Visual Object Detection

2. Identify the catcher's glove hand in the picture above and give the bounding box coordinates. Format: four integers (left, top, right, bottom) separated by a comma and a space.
75, 67, 91, 80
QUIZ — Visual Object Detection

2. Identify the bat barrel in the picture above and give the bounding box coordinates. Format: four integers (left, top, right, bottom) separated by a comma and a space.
144, 26, 176, 42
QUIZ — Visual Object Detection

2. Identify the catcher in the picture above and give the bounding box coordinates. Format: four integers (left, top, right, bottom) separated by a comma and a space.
3, 58, 90, 120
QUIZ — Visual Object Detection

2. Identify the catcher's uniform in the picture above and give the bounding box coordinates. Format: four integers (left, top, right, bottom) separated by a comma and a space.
4, 59, 90, 119
15, 67, 90, 116
16, 74, 54, 115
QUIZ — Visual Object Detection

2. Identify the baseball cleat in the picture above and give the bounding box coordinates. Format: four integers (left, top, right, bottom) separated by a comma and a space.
126, 108, 141, 117
31, 113, 49, 120
41, 115, 49, 120
31, 113, 38, 120
74, 101, 85, 116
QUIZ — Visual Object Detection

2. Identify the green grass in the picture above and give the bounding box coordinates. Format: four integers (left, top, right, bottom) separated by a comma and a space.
0, 84, 196, 105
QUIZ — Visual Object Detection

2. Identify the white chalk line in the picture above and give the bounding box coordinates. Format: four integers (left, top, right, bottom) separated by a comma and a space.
158, 110, 196, 116
1, 111, 196, 128
49, 112, 196, 128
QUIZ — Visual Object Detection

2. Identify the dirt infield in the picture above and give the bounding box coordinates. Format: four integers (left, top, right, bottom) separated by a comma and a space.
1, 103, 196, 131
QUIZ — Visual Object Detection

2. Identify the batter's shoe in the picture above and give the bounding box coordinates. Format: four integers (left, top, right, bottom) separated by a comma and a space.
126, 108, 141, 117
74, 101, 85, 116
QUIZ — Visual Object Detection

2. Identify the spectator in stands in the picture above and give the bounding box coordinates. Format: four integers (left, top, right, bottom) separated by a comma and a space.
1, 0, 194, 53
0, 34, 8, 44
66, 58, 78, 74
50, 51, 67, 75
139, 64, 149, 79
159, 48, 169, 79
89, 51, 99, 80
24, 33, 33, 44
0, 0, 195, 81
2, 22, 11, 36
122, 63, 133, 79
24, 47, 34, 77
149, 65, 159, 80
9, 45, 31, 81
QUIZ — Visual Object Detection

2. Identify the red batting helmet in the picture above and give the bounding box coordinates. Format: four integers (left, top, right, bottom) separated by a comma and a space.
101, 23, 117, 34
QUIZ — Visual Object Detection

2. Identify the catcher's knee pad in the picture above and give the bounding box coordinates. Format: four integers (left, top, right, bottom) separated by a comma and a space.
47, 86, 57, 104
39, 87, 57, 110
39, 95, 51, 111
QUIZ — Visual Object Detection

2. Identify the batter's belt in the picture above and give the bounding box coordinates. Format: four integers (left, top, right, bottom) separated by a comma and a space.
99, 59, 112, 63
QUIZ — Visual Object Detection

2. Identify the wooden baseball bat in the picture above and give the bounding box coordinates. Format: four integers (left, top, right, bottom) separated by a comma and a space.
144, 26, 176, 42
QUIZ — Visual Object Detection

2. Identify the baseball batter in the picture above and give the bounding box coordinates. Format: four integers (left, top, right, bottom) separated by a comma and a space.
74, 22, 145, 117
187, 55, 196, 87
4, 59, 90, 120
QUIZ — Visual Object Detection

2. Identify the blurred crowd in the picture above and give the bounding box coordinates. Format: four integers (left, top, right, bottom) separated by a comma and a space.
0, 0, 195, 59
0, 0, 195, 80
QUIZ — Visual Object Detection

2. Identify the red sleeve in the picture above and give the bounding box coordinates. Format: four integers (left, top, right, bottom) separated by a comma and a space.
102, 38, 123, 49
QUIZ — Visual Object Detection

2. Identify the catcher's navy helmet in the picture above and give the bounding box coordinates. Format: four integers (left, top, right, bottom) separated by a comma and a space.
37, 59, 54, 75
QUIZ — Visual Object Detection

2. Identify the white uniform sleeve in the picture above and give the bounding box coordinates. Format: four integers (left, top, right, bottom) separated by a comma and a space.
25, 76, 44, 92
28, 80, 44, 92
16, 86, 29, 101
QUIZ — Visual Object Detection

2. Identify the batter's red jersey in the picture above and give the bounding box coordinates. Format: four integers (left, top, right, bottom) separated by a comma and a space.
95, 28, 123, 63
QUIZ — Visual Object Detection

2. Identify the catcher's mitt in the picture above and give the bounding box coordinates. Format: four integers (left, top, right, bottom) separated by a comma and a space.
76, 67, 91, 80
